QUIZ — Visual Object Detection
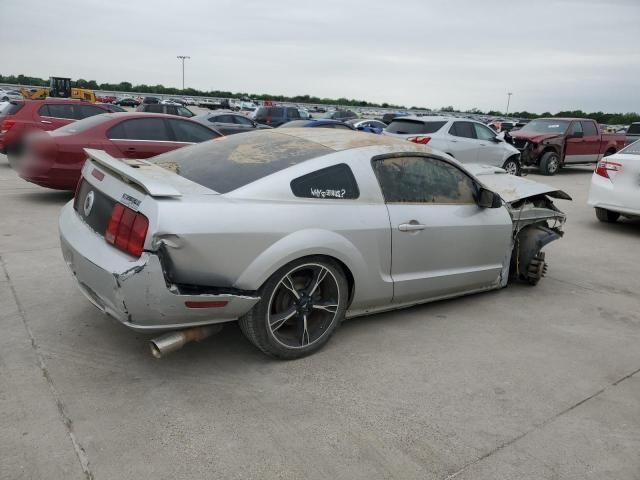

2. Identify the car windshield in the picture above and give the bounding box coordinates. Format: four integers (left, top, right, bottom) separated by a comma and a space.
149, 131, 332, 193
55, 114, 112, 134
386, 119, 446, 134
519, 119, 570, 134
626, 123, 640, 135
619, 140, 640, 155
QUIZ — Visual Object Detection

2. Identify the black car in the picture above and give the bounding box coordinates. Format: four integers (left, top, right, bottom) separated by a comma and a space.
142, 96, 161, 104
115, 97, 140, 107
192, 111, 271, 135
136, 103, 195, 118
254, 106, 301, 127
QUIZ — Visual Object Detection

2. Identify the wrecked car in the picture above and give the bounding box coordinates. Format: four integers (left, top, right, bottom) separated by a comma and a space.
59, 129, 570, 359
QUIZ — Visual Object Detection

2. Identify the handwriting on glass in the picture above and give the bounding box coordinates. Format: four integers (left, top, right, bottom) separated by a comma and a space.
310, 188, 347, 198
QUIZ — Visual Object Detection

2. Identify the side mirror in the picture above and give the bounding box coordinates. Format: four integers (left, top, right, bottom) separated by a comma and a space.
492, 136, 502, 143
477, 188, 502, 208
569, 131, 583, 139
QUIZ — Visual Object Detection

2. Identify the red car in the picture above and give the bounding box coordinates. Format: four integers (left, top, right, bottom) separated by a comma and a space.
0, 99, 110, 156
19, 112, 223, 190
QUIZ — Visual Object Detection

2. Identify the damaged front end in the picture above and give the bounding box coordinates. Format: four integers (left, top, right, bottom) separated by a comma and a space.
467, 165, 571, 285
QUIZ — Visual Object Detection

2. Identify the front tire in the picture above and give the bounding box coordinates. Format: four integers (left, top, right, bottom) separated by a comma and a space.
502, 157, 521, 176
539, 151, 560, 176
595, 208, 620, 223
239, 257, 348, 359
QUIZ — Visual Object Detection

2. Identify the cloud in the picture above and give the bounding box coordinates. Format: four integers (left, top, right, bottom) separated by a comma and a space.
3, 0, 638, 113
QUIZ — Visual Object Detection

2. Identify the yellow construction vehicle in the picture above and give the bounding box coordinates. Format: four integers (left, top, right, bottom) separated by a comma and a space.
20, 77, 96, 103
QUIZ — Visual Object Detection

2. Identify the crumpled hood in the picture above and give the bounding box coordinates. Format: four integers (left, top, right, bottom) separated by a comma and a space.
465, 164, 572, 203
510, 131, 561, 143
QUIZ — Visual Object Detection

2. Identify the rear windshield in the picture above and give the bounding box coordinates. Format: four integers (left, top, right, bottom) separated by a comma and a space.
620, 140, 640, 155
0, 101, 24, 116
627, 123, 640, 135
56, 114, 112, 134
149, 131, 332, 193
386, 119, 446, 134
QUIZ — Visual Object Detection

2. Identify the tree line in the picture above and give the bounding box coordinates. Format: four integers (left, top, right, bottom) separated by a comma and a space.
1, 73, 637, 124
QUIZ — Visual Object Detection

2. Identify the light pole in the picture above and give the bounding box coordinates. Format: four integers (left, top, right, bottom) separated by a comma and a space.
505, 92, 513, 116
177, 55, 190, 90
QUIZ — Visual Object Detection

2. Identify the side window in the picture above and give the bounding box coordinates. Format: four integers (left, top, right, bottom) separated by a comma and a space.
474, 123, 497, 141
38, 105, 50, 117
146, 104, 163, 113
78, 105, 106, 119
449, 122, 476, 139
234, 115, 254, 126
581, 121, 598, 136
177, 107, 193, 118
570, 121, 583, 135
166, 106, 178, 116
287, 109, 300, 120
372, 156, 477, 204
168, 119, 219, 143
44, 104, 76, 120
107, 118, 170, 140
213, 115, 234, 123
291, 164, 359, 199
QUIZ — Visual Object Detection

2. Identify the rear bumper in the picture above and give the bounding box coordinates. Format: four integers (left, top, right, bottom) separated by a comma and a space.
59, 202, 260, 332
587, 174, 640, 217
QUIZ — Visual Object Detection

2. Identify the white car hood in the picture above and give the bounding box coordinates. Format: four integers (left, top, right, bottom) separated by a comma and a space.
465, 164, 572, 203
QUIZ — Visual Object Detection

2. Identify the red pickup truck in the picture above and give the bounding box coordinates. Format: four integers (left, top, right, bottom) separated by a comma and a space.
510, 118, 626, 175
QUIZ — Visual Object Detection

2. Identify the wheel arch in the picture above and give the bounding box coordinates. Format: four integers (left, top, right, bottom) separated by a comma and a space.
233, 229, 364, 304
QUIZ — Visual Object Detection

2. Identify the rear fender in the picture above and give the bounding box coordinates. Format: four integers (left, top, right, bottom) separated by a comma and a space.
233, 229, 367, 293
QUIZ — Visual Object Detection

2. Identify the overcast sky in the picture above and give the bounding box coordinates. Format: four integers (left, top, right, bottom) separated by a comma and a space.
3, 0, 639, 113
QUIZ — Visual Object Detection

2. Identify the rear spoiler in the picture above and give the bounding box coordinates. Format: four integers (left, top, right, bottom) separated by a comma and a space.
84, 148, 182, 198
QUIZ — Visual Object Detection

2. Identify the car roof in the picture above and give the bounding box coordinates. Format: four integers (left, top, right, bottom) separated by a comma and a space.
392, 115, 458, 123
265, 127, 413, 152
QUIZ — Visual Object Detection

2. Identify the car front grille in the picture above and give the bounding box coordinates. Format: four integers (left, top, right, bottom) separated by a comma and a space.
512, 138, 529, 150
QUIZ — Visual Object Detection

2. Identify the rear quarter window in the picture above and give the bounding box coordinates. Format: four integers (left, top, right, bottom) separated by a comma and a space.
290, 164, 359, 199
626, 123, 640, 135
0, 102, 24, 116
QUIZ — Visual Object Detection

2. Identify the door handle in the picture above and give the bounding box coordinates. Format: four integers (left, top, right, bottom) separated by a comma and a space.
450, 139, 458, 143
398, 222, 426, 232
40, 120, 52, 124
126, 147, 136, 151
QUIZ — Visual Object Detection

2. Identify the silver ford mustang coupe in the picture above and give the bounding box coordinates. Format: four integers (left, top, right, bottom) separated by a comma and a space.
59, 129, 570, 359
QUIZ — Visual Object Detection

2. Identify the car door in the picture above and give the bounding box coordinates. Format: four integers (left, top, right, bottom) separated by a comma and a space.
37, 104, 76, 131
580, 121, 601, 162
445, 121, 480, 162
106, 118, 176, 159
232, 114, 257, 133
166, 118, 221, 145
474, 122, 506, 167
371, 154, 512, 304
207, 114, 238, 135
564, 121, 585, 163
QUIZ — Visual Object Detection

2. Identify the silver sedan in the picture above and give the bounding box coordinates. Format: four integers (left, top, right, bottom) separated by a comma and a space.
59, 129, 570, 359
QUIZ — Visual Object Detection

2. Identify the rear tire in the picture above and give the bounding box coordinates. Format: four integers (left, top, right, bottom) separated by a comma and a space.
239, 257, 348, 359
539, 151, 560, 176
595, 208, 620, 223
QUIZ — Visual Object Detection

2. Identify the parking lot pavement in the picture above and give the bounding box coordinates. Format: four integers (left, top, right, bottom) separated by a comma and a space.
1, 156, 639, 480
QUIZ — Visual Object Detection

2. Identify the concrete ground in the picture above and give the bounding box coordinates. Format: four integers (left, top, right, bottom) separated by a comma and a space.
1, 154, 639, 480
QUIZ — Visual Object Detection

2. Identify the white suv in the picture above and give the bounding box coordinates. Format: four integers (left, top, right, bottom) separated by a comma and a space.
384, 116, 522, 174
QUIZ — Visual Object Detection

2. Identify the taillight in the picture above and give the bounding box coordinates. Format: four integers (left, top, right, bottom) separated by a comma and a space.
595, 160, 622, 179
105, 203, 149, 257
408, 136, 431, 144
1, 118, 16, 133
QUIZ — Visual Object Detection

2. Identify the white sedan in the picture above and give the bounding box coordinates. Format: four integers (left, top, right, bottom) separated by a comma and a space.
383, 116, 522, 174
588, 140, 640, 222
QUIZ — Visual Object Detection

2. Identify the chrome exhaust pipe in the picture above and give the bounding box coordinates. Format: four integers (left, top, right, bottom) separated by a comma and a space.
149, 325, 222, 359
